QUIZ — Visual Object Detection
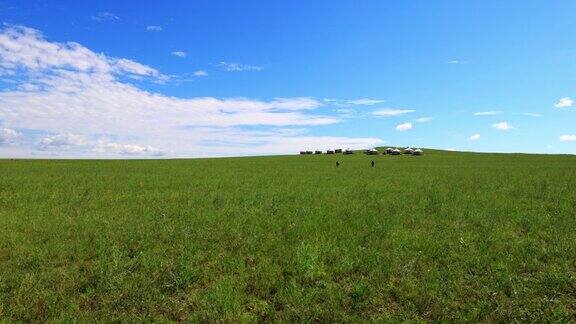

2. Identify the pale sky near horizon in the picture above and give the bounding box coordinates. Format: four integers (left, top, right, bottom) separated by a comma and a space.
1, 0, 576, 158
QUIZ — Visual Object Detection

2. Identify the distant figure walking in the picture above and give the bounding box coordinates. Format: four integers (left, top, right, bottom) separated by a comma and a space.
371, 160, 375, 167
336, 161, 340, 167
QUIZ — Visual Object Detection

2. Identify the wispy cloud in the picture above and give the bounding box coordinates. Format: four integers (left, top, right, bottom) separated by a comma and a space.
0, 26, 382, 157
372, 108, 415, 117
38, 133, 164, 156
414, 117, 432, 123
522, 112, 541, 117
447, 60, 464, 64
346, 98, 384, 106
93, 141, 163, 155
146, 25, 163, 32
0, 127, 20, 145
323, 98, 384, 107
92, 12, 120, 22
469, 133, 480, 140
554, 97, 573, 109
474, 111, 502, 116
492, 121, 514, 131
171, 51, 187, 58
218, 61, 262, 72
193, 70, 208, 77
560, 135, 576, 142
395, 122, 413, 131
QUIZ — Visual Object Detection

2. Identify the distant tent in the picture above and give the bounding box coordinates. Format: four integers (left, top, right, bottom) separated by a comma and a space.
343, 149, 354, 155
391, 148, 401, 155
299, 151, 306, 155
335, 149, 343, 154
403, 147, 414, 154
305, 150, 313, 155
413, 148, 423, 155
326, 150, 335, 154
365, 148, 378, 155
314, 150, 322, 154
385, 148, 394, 154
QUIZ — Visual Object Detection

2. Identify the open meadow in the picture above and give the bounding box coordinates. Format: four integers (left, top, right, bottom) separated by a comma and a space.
0, 149, 575, 321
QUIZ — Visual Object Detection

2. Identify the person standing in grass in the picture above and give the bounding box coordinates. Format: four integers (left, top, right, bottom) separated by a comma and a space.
336, 161, 340, 167
371, 160, 375, 167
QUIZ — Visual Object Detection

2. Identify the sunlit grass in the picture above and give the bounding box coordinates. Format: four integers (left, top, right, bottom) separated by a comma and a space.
0, 150, 575, 321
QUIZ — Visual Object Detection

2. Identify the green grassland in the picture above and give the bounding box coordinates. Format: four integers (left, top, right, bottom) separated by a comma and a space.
0, 149, 575, 321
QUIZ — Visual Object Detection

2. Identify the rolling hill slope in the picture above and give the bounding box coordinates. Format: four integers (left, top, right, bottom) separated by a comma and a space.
0, 150, 575, 321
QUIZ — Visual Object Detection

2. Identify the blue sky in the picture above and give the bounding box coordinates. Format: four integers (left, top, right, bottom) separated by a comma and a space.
1, 0, 576, 157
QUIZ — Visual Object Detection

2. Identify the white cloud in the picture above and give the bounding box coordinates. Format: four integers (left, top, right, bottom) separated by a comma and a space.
372, 109, 415, 117
395, 122, 413, 131
171, 51, 187, 58
345, 98, 384, 106
523, 112, 541, 117
218, 61, 262, 72
447, 60, 461, 64
39, 133, 89, 150
414, 117, 432, 123
92, 12, 120, 22
560, 135, 576, 142
0, 26, 381, 157
323, 98, 384, 107
469, 133, 481, 140
37, 133, 164, 156
474, 111, 502, 116
0, 127, 20, 144
93, 141, 163, 155
0, 26, 160, 78
193, 70, 208, 77
492, 121, 514, 131
555, 97, 573, 109
146, 25, 163, 32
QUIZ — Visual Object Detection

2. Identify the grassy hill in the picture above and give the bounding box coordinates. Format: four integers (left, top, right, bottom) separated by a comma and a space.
0, 150, 575, 321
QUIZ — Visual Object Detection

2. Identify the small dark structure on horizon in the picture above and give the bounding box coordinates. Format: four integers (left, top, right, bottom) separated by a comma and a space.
343, 149, 354, 155
314, 150, 322, 154
335, 149, 343, 154
326, 150, 335, 154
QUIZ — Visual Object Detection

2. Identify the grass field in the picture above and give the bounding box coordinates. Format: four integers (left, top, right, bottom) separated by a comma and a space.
0, 149, 575, 321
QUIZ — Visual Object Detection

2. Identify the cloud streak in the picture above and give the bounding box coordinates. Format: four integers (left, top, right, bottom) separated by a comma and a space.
395, 122, 413, 131
217, 61, 262, 72
146, 25, 163, 31
171, 51, 187, 58
372, 108, 415, 117
474, 111, 501, 116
